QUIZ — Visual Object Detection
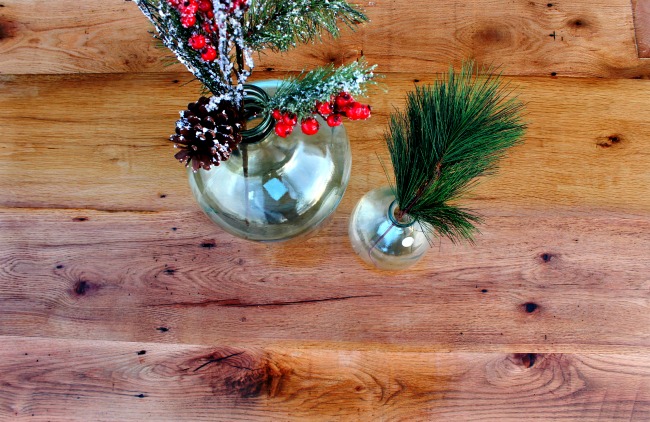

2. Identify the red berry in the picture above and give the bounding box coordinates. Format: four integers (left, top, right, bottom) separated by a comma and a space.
357, 104, 371, 120
202, 22, 215, 33
205, 9, 214, 18
301, 117, 320, 135
326, 113, 343, 127
335, 92, 354, 110
201, 46, 217, 61
271, 109, 283, 120
198, 0, 212, 12
181, 0, 199, 14
346, 102, 372, 120
167, 0, 182, 8
316, 101, 333, 115
180, 14, 196, 28
188, 34, 206, 50
282, 112, 297, 126
228, 0, 248, 12
274, 122, 293, 138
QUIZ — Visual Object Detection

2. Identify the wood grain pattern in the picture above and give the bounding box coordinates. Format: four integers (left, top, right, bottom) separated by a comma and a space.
0, 0, 648, 77
1, 205, 649, 351
1, 72, 649, 213
1, 336, 649, 421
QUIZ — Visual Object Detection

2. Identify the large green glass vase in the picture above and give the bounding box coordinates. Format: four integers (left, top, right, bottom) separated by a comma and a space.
188, 80, 352, 242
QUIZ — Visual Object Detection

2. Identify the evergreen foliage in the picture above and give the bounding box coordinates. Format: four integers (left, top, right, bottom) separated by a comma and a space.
386, 62, 526, 243
264, 60, 377, 119
245, 0, 367, 52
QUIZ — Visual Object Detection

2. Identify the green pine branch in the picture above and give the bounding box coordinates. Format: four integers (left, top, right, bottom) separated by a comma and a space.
244, 0, 368, 52
262, 60, 377, 119
386, 62, 526, 244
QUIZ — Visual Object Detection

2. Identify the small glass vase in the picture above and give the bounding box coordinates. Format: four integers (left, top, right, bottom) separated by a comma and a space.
349, 186, 431, 270
188, 80, 352, 242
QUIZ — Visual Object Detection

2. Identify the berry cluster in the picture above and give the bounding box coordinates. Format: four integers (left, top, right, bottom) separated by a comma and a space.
271, 92, 371, 138
166, 0, 248, 62
167, 0, 211, 29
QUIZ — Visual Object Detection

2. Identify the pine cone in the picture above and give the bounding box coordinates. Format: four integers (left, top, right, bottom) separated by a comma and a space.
170, 96, 244, 172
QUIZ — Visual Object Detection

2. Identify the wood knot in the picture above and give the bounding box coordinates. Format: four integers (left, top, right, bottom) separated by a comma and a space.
540, 252, 554, 263
73, 217, 88, 222
0, 19, 16, 41
514, 353, 538, 368
73, 280, 96, 296
523, 302, 539, 313
570, 19, 584, 27
201, 241, 216, 249
156, 327, 169, 333
597, 134, 623, 148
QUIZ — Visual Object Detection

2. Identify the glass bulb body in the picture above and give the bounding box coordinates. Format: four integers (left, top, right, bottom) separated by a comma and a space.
188, 80, 352, 242
349, 186, 431, 270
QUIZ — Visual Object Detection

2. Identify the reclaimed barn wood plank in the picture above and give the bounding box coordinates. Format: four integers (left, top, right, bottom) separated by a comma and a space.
1, 336, 649, 421
0, 206, 648, 350
0, 0, 648, 77
1, 72, 649, 213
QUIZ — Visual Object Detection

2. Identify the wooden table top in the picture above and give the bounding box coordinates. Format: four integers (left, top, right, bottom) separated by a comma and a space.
1, 0, 649, 420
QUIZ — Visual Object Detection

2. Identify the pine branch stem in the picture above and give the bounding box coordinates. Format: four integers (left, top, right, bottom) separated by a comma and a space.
397, 163, 442, 219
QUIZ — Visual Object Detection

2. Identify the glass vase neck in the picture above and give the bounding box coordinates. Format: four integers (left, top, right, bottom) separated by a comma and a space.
240, 84, 273, 145
388, 199, 416, 228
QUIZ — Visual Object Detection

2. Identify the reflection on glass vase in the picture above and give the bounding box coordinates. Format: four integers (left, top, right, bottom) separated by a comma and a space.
188, 80, 352, 242
349, 186, 431, 270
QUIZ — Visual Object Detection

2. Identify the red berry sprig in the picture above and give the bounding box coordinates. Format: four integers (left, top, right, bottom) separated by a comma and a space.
166, 0, 228, 62
271, 91, 371, 137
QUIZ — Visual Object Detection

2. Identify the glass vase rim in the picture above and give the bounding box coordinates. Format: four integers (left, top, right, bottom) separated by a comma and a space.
387, 199, 416, 228
240, 83, 273, 145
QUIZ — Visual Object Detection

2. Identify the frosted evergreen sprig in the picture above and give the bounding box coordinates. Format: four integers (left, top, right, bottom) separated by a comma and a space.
244, 0, 367, 52
135, 0, 252, 104
264, 60, 377, 119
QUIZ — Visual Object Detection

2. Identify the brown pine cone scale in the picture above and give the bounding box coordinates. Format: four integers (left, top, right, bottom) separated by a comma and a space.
170, 96, 243, 172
